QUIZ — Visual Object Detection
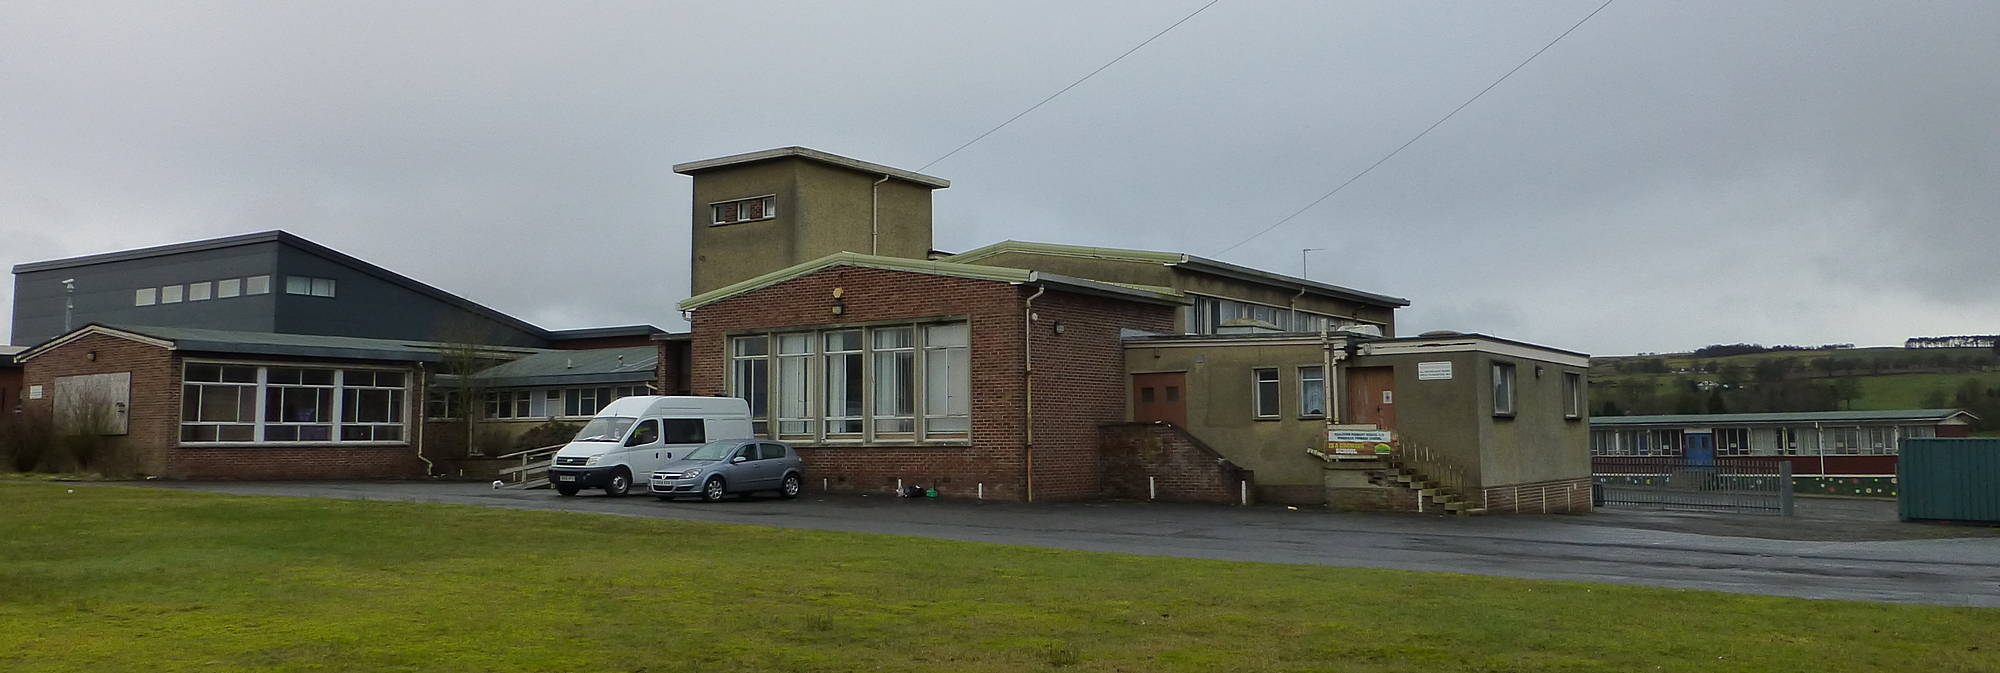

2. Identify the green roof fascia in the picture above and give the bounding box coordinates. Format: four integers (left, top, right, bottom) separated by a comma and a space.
678, 252, 1187, 311
1592, 409, 1975, 426
941, 240, 1186, 266
679, 252, 1034, 310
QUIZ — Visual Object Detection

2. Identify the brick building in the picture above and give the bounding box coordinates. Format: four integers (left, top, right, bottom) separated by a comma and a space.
667, 147, 1592, 509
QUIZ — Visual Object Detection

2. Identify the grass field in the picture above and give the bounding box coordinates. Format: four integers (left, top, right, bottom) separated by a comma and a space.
2, 482, 1997, 672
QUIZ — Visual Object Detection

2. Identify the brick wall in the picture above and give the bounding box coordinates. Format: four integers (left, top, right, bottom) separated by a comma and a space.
18, 333, 178, 475
21, 333, 432, 480
656, 340, 690, 395
1099, 422, 1252, 504
688, 265, 1176, 501
1028, 291, 1178, 499
1, 366, 21, 414
1475, 477, 1593, 514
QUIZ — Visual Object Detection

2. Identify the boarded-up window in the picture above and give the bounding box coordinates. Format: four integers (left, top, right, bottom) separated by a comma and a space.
54, 372, 132, 436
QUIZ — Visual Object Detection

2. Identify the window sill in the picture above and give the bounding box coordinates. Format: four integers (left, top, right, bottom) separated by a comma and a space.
178, 442, 411, 449
1493, 412, 1516, 420
1298, 415, 1326, 421
1564, 415, 1581, 422
1252, 416, 1282, 422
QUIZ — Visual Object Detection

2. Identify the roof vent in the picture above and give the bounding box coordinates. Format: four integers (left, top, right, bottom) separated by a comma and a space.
565, 357, 574, 369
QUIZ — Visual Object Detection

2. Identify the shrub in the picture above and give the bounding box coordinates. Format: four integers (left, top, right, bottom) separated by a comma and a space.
516, 420, 582, 450
0, 411, 55, 473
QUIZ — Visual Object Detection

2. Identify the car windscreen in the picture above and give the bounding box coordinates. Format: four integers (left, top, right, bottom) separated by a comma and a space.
572, 416, 638, 443
683, 440, 740, 461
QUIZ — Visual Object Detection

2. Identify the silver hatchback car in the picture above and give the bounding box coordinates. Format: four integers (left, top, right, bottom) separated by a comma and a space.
648, 438, 804, 502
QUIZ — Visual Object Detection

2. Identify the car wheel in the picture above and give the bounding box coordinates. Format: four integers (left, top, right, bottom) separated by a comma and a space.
604, 469, 632, 497
702, 476, 727, 502
780, 474, 802, 499
555, 484, 580, 497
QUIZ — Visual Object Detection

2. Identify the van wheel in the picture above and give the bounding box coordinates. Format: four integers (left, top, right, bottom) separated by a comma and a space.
780, 474, 802, 499
555, 484, 580, 497
702, 476, 727, 502
604, 469, 632, 497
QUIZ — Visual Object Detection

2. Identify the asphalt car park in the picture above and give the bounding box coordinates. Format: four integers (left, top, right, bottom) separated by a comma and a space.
126, 480, 2000, 607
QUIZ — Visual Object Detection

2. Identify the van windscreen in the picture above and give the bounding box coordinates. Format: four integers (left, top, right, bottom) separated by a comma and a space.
573, 416, 638, 443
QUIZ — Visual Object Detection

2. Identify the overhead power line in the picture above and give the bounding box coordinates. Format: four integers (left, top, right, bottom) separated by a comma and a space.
1211, 0, 1619, 256
919, 0, 1223, 172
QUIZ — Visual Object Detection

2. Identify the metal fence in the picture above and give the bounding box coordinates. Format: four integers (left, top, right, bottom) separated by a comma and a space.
1593, 456, 1794, 515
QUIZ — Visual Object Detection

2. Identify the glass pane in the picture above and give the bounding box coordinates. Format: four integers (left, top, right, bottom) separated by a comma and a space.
874, 351, 913, 419
375, 425, 402, 441
299, 425, 332, 442
662, 419, 705, 444
924, 348, 970, 418
185, 364, 221, 382
343, 370, 375, 387
200, 386, 241, 422
217, 278, 241, 298
342, 426, 373, 441
826, 352, 862, 433
222, 366, 258, 383
778, 355, 809, 424
825, 330, 862, 352
189, 282, 212, 301
311, 278, 336, 297
267, 368, 301, 385
286, 276, 311, 295
925, 323, 968, 347
873, 327, 912, 349
135, 288, 157, 306
246, 275, 271, 295
218, 425, 254, 442
734, 360, 768, 421
161, 285, 184, 303
732, 335, 768, 357
265, 425, 299, 441
777, 333, 812, 355
182, 386, 201, 422
300, 369, 334, 386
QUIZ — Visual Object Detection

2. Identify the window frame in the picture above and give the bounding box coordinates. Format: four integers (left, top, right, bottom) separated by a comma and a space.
1297, 365, 1326, 418
1491, 361, 1517, 417
178, 360, 412, 447
1562, 371, 1583, 420
160, 285, 185, 304
245, 275, 272, 295
709, 194, 779, 226
217, 278, 242, 298
1252, 367, 1281, 419
134, 288, 158, 306
726, 319, 974, 445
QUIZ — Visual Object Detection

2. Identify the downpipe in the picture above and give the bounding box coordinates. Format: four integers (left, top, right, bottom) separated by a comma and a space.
1023, 284, 1046, 503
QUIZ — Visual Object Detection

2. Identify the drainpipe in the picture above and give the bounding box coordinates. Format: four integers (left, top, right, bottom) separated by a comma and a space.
1023, 283, 1047, 502
870, 175, 890, 255
414, 362, 434, 477
1289, 285, 1305, 331
1322, 324, 1340, 425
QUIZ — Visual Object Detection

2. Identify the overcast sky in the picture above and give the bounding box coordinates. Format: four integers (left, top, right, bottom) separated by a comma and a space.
3, 0, 1996, 354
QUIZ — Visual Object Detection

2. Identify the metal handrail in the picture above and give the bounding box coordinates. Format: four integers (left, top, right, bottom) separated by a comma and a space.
492, 443, 564, 461
1391, 443, 1469, 499
491, 443, 564, 484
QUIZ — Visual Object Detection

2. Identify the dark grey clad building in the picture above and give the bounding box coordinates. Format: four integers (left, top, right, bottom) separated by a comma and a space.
11, 231, 557, 348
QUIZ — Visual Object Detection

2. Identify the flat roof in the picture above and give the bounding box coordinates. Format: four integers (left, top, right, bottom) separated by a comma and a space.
1593, 409, 1977, 426
678, 251, 1186, 311
943, 240, 1410, 308
547, 325, 667, 340
671, 147, 950, 189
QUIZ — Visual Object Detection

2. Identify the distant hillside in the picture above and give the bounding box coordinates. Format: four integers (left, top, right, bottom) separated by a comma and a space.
1588, 346, 2000, 431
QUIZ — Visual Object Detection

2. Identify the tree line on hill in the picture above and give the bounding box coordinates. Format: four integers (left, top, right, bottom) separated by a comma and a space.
1595, 376, 2000, 431
1905, 335, 2000, 349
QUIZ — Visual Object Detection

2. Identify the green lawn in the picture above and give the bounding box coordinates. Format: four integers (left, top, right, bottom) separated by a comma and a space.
2, 483, 1996, 672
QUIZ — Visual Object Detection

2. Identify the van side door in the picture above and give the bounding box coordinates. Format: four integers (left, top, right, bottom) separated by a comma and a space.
621, 419, 663, 476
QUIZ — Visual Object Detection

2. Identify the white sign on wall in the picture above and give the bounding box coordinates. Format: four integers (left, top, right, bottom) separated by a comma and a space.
1416, 361, 1453, 380
27, 385, 44, 400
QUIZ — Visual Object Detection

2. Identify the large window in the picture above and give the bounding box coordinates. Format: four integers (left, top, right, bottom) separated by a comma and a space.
729, 321, 972, 442
1253, 368, 1280, 418
1186, 294, 1365, 335
286, 276, 336, 297
180, 363, 410, 445
1717, 427, 1751, 456
1298, 365, 1325, 417
475, 385, 651, 420
1492, 362, 1517, 416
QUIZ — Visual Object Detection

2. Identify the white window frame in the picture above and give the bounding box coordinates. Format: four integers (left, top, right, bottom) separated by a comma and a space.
245, 275, 272, 295
188, 281, 213, 301
1562, 371, 1583, 419
178, 360, 412, 447
1252, 367, 1280, 419
727, 319, 974, 444
217, 278, 242, 298
1492, 361, 1517, 417
709, 194, 779, 226
1297, 365, 1326, 418
134, 288, 158, 306
160, 285, 185, 304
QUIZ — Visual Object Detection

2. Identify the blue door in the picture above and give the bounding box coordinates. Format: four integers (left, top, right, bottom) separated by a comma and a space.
1686, 433, 1716, 465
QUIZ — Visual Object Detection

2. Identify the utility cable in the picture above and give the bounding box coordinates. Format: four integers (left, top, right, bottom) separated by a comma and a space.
919, 0, 1223, 172
1211, 0, 1618, 256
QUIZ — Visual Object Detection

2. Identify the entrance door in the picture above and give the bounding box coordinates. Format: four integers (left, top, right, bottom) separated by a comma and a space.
1345, 367, 1397, 431
1685, 433, 1716, 465
1131, 372, 1188, 427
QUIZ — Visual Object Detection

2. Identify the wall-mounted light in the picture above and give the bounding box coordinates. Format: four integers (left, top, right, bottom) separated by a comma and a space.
1052, 321, 1066, 335
1535, 365, 1545, 378
85, 351, 97, 362
831, 287, 846, 316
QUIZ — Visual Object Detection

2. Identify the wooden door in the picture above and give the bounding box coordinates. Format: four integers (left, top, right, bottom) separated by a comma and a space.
1131, 372, 1188, 427
1345, 366, 1397, 431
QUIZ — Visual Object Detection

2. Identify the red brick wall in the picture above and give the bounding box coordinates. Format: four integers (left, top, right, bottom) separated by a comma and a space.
1100, 422, 1252, 504
1027, 291, 1177, 499
656, 340, 690, 395
18, 333, 178, 475
22, 333, 431, 479
688, 265, 1175, 501
1, 366, 21, 414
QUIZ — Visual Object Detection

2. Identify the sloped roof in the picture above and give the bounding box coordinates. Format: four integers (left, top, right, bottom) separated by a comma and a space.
1592, 409, 1977, 426
941, 240, 1409, 308
14, 324, 543, 364
678, 251, 1186, 311
468, 346, 658, 387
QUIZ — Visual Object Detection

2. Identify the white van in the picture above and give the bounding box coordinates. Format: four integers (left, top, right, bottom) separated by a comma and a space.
545, 396, 754, 496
